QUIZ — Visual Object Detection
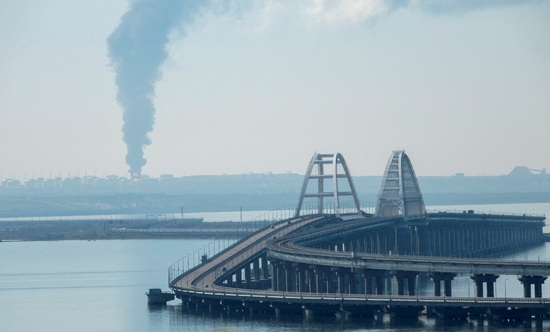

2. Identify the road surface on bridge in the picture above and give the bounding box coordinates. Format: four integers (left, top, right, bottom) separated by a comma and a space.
170, 214, 330, 292
268, 221, 550, 277
170, 213, 550, 312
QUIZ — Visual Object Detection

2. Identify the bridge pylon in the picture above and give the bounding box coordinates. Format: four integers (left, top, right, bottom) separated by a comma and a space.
295, 153, 361, 217
375, 150, 427, 220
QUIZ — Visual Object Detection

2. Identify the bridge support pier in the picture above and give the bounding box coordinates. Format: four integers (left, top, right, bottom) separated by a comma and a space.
430, 272, 456, 296
269, 259, 283, 291
261, 256, 269, 280
376, 274, 385, 295
307, 266, 317, 293
244, 264, 251, 287
362, 270, 386, 295
471, 274, 499, 297
283, 262, 290, 291
236, 268, 243, 287
362, 271, 371, 294
333, 267, 344, 294
519, 275, 547, 298
394, 271, 418, 295
350, 271, 359, 294
294, 263, 306, 292
307, 265, 319, 293
278, 261, 288, 291
287, 264, 297, 292
326, 268, 335, 293
252, 259, 260, 281
271, 261, 278, 291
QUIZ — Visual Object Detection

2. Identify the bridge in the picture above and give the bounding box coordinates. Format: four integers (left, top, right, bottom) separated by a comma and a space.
168, 151, 548, 321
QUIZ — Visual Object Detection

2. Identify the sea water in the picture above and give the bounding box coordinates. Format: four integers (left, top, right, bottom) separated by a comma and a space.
1, 203, 549, 331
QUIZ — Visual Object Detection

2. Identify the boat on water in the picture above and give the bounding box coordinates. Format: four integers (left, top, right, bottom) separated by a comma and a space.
146, 288, 174, 305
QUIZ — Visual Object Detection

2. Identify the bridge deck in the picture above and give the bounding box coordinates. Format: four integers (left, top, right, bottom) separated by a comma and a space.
171, 214, 329, 291
170, 214, 550, 314
172, 287, 550, 309
269, 219, 550, 276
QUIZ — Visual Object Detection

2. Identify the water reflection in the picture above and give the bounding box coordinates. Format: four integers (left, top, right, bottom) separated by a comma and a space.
150, 301, 550, 332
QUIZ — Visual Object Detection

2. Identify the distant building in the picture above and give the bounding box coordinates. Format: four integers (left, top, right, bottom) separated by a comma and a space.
508, 166, 547, 177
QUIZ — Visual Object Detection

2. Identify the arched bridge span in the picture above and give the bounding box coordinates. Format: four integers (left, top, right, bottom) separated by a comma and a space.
168, 151, 548, 320
376, 150, 426, 220
170, 212, 548, 319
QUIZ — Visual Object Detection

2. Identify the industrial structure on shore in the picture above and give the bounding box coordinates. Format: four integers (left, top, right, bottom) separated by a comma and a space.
167, 151, 548, 321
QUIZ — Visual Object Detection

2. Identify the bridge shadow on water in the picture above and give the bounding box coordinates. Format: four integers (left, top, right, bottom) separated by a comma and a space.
147, 302, 550, 331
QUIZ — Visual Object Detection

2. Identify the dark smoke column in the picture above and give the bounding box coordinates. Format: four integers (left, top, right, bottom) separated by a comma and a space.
107, 0, 205, 178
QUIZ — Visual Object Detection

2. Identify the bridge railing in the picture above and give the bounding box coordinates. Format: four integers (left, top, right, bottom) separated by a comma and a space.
427, 209, 545, 218
167, 202, 376, 285
169, 285, 550, 305
168, 205, 295, 285
293, 200, 376, 217
231, 200, 376, 233
168, 236, 241, 286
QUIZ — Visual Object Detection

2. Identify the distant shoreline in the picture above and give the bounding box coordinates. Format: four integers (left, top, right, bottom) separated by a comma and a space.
0, 218, 253, 242
1, 191, 549, 219
1, 196, 548, 242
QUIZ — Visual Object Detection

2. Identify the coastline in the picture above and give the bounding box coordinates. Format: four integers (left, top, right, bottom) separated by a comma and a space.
2, 201, 548, 242
0, 218, 253, 242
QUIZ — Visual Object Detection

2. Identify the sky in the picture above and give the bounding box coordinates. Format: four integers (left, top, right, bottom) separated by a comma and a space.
1, 0, 549, 180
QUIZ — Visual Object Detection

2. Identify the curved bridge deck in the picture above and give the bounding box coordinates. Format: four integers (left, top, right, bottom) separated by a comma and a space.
169, 213, 550, 319
170, 214, 328, 292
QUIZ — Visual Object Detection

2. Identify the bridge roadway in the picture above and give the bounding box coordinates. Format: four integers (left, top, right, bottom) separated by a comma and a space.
170, 214, 550, 317
268, 218, 550, 277
170, 214, 328, 292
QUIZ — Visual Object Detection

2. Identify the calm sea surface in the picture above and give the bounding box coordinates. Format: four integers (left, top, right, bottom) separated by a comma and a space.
1, 203, 550, 331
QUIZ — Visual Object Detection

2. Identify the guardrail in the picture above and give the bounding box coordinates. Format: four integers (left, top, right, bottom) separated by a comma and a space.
168, 215, 330, 287
171, 285, 550, 308
166, 212, 550, 317
166, 202, 375, 285
111, 228, 247, 234
427, 209, 546, 218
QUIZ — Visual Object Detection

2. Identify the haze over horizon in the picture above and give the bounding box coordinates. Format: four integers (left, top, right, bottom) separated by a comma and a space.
1, 0, 549, 180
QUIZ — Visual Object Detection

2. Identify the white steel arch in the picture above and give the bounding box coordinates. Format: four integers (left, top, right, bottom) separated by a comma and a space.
375, 150, 427, 220
295, 153, 361, 217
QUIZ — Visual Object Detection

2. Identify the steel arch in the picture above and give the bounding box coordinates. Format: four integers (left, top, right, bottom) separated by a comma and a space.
295, 153, 361, 217
375, 150, 426, 219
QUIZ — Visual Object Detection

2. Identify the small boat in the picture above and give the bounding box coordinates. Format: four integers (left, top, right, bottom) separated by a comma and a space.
146, 288, 174, 305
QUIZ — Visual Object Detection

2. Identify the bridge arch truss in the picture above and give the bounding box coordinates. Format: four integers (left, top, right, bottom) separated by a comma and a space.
294, 153, 361, 217
375, 150, 427, 220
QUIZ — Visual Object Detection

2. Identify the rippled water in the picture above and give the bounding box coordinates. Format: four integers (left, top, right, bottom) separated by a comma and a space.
1, 203, 549, 331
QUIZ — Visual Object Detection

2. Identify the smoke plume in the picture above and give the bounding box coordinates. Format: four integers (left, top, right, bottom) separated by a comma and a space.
306, 0, 541, 23
107, 0, 539, 178
107, 0, 206, 178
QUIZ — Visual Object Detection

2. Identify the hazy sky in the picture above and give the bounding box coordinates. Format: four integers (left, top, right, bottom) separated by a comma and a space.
1, 0, 549, 180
